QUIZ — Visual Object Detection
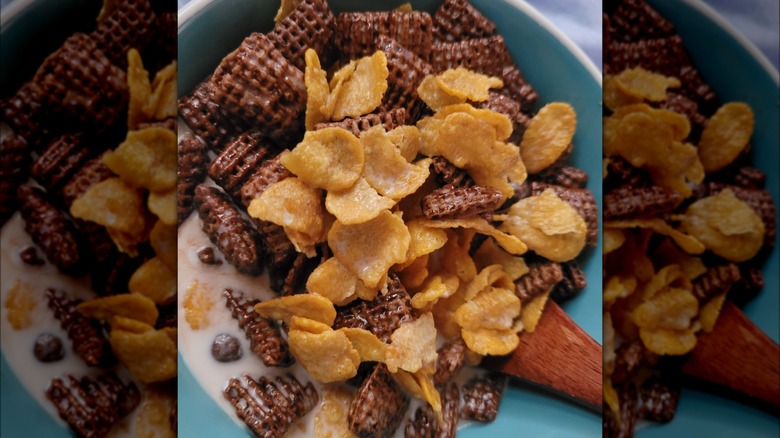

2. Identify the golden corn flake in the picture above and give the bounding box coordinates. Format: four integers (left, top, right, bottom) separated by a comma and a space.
499, 189, 586, 262
339, 327, 387, 362
386, 313, 437, 373
248, 178, 325, 249
424, 217, 527, 256
77, 293, 159, 326
289, 315, 331, 334
325, 177, 395, 225
129, 257, 176, 305
103, 128, 177, 191
680, 189, 765, 262
110, 324, 177, 383
288, 328, 359, 383
606, 218, 705, 255
699, 292, 727, 332
397, 254, 430, 290
325, 51, 388, 121
255, 294, 337, 326
473, 237, 529, 280
603, 275, 638, 304
150, 221, 176, 271
653, 238, 707, 280
97, 0, 121, 22
410, 274, 460, 310
455, 286, 520, 332
148, 188, 176, 226
274, 0, 302, 23
386, 125, 421, 162
603, 313, 616, 374
603, 229, 626, 255
4, 281, 36, 330
610, 103, 691, 140
461, 326, 519, 356
136, 390, 176, 438
603, 75, 641, 111
613, 67, 680, 102
639, 327, 697, 356
520, 102, 576, 173
520, 290, 550, 332
307, 257, 370, 306
146, 61, 177, 120
415, 369, 443, 423
434, 104, 513, 141
183, 280, 213, 330
395, 2, 413, 12
328, 210, 410, 288
314, 386, 357, 438
361, 126, 430, 200
127, 49, 151, 129
403, 220, 448, 265
417, 75, 464, 111
304, 48, 330, 130
698, 102, 754, 172
71, 177, 149, 235
641, 265, 691, 301
436, 68, 503, 101
280, 129, 364, 191
633, 288, 698, 331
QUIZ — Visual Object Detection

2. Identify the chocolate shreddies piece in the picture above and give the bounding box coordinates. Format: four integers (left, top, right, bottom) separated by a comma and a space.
224, 373, 318, 438
0, 133, 30, 225
194, 184, 263, 275
46, 373, 140, 438
432, 0, 496, 42
433, 337, 467, 385
314, 108, 407, 138
61, 153, 115, 209
603, 184, 682, 220
178, 134, 209, 224
430, 36, 508, 76
405, 382, 460, 438
550, 260, 588, 303
32, 133, 90, 194
336, 11, 433, 60
208, 130, 272, 201
376, 35, 434, 121
18, 185, 84, 275
268, 0, 336, 70
514, 261, 563, 303
46, 289, 115, 368
90, 0, 156, 68
421, 184, 503, 220
460, 372, 506, 423
223, 289, 293, 367
178, 79, 246, 152
348, 363, 410, 438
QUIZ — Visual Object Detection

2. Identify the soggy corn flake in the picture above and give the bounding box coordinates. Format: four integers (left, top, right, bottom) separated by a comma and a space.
314, 386, 356, 438
288, 328, 360, 383
70, 177, 149, 235
698, 102, 754, 172
325, 177, 395, 225
361, 126, 430, 200
280, 129, 364, 191
103, 128, 177, 191
4, 281, 36, 330
418, 75, 464, 111
148, 187, 176, 226
328, 210, 410, 288
680, 189, 765, 262
304, 48, 330, 130
183, 280, 213, 330
386, 313, 437, 373
613, 67, 680, 102
424, 218, 527, 256
403, 220, 448, 265
325, 51, 388, 121
603, 275, 638, 305
520, 102, 576, 173
77, 293, 159, 326
255, 294, 337, 326
129, 257, 176, 305
499, 189, 587, 262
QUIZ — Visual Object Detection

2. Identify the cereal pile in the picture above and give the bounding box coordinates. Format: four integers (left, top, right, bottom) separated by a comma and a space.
178, 0, 597, 436
1, 0, 177, 436
603, 0, 777, 436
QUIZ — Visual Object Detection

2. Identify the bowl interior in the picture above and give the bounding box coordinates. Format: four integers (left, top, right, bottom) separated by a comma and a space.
178, 0, 602, 436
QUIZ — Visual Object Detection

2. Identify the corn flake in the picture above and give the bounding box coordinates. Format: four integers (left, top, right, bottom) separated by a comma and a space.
680, 189, 765, 262
288, 328, 359, 383
4, 281, 36, 330
520, 290, 550, 332
274, 0, 301, 22
103, 128, 176, 191
386, 313, 437, 373
129, 257, 176, 305
150, 221, 176, 271
289, 315, 331, 334
110, 322, 177, 383
361, 126, 430, 200
77, 293, 159, 326
148, 188, 176, 226
339, 327, 387, 362
136, 389, 176, 438
603, 75, 642, 111
606, 218, 705, 255
304, 48, 330, 130
127, 49, 151, 129
386, 125, 421, 162
307, 257, 370, 306
499, 189, 586, 262
314, 386, 356, 438
698, 102, 754, 172
145, 61, 177, 120
325, 177, 395, 225
520, 103, 576, 173
328, 210, 410, 288
613, 67, 680, 102
325, 51, 388, 121
461, 326, 519, 356
455, 286, 520, 331
71, 177, 149, 235
183, 280, 213, 330
280, 129, 364, 191
254, 294, 336, 326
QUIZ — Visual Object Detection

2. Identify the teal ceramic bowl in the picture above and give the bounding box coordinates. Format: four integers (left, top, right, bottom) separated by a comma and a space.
637, 0, 780, 435
178, 0, 602, 436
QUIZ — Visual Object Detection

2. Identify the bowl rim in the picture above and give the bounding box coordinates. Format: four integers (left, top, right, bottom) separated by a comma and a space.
178, 0, 603, 85
0, 0, 35, 28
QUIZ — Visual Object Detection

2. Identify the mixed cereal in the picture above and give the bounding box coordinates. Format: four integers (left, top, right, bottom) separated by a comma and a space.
178, 0, 597, 436
603, 0, 777, 436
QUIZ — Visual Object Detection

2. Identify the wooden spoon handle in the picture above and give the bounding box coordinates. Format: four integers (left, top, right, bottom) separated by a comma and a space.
483, 301, 602, 411
682, 301, 780, 408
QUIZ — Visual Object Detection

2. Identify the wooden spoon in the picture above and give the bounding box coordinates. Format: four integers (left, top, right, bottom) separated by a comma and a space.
483, 301, 602, 412
682, 301, 780, 408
